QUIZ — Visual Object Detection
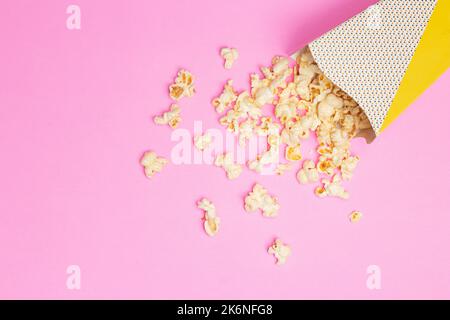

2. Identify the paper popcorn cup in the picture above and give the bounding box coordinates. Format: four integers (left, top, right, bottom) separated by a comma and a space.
292, 0, 450, 142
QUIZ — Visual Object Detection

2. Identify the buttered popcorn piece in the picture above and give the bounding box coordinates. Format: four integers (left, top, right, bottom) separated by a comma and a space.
340, 156, 359, 181
220, 47, 239, 69
214, 153, 243, 180
268, 239, 291, 265
285, 144, 302, 161
349, 210, 363, 223
169, 69, 195, 101
244, 183, 280, 217
140, 151, 168, 178
194, 133, 213, 151
212, 80, 238, 113
297, 160, 319, 184
154, 104, 181, 128
315, 174, 349, 199
197, 198, 220, 236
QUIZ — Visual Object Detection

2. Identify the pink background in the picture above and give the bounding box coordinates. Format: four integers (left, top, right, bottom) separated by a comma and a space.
0, 0, 449, 299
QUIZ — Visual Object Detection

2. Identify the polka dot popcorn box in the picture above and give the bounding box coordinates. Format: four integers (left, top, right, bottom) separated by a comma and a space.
292, 0, 449, 142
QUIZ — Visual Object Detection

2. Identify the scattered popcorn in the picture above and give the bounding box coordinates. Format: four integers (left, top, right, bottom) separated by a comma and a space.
154, 104, 181, 129
169, 69, 195, 101
194, 133, 213, 151
317, 156, 335, 176
212, 80, 238, 113
215, 153, 243, 180
220, 47, 239, 69
349, 210, 363, 223
247, 149, 278, 174
296, 160, 319, 184
315, 174, 349, 199
244, 183, 280, 217
140, 151, 168, 179
197, 198, 220, 236
340, 156, 359, 181
285, 144, 302, 161
268, 239, 291, 265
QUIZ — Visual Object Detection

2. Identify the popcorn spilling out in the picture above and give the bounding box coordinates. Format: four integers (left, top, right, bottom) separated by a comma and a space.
140, 151, 168, 179
198, 198, 220, 236
349, 210, 363, 223
244, 183, 280, 217
212, 80, 238, 113
214, 153, 243, 180
194, 133, 213, 151
212, 48, 368, 199
154, 104, 181, 129
220, 47, 239, 69
268, 239, 291, 265
297, 160, 319, 184
169, 69, 195, 101
315, 174, 349, 199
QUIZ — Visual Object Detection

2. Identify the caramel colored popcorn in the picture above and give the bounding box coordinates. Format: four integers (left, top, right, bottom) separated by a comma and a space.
220, 47, 239, 69
215, 153, 243, 180
154, 104, 181, 129
244, 183, 280, 217
140, 151, 168, 179
198, 198, 220, 236
169, 69, 195, 100
268, 239, 291, 265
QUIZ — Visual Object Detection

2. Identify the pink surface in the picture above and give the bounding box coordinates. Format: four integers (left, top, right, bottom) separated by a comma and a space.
0, 0, 449, 299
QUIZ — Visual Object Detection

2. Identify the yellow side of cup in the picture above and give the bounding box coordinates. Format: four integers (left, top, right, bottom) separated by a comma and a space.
380, 0, 450, 132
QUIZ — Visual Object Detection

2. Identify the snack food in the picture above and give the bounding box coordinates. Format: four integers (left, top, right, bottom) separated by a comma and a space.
169, 69, 195, 101
194, 133, 213, 151
140, 151, 168, 178
268, 239, 291, 265
198, 198, 220, 236
244, 183, 280, 217
349, 210, 363, 223
154, 104, 181, 129
220, 47, 239, 69
214, 153, 243, 180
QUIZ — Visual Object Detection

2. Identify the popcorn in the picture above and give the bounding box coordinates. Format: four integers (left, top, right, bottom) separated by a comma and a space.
268, 239, 291, 265
248, 149, 279, 174
169, 69, 195, 101
197, 198, 220, 236
154, 104, 181, 128
340, 156, 359, 181
212, 80, 238, 113
220, 47, 239, 69
209, 48, 370, 199
317, 155, 335, 176
194, 133, 213, 151
219, 109, 242, 133
296, 160, 319, 184
238, 118, 256, 147
235, 91, 261, 120
285, 144, 302, 161
215, 153, 242, 180
349, 210, 363, 223
315, 174, 349, 199
140, 151, 168, 178
244, 183, 280, 217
